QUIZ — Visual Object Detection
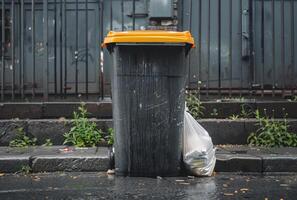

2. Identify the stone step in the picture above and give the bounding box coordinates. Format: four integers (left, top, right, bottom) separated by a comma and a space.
1, 118, 297, 146
0, 102, 112, 119
0, 146, 111, 173
0, 119, 113, 146
1, 101, 297, 119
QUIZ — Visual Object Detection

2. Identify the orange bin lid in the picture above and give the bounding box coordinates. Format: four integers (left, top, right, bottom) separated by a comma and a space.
102, 31, 195, 48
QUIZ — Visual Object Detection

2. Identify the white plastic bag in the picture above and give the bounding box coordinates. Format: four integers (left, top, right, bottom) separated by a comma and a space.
183, 110, 216, 176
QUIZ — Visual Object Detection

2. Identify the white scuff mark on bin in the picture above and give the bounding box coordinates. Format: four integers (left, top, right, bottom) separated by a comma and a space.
147, 101, 168, 110
139, 103, 143, 109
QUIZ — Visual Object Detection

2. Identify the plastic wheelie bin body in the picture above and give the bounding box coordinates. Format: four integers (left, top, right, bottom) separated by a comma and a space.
103, 31, 194, 177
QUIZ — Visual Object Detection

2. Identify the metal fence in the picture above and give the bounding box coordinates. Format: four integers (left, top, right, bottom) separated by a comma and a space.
0, 0, 104, 102
0, 0, 296, 102
182, 0, 297, 97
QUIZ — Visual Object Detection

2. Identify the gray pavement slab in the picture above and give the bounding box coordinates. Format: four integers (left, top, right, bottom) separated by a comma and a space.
0, 172, 296, 200
0, 146, 110, 173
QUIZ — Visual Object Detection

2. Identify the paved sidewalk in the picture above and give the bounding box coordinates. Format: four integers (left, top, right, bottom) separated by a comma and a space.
0, 145, 297, 173
0, 172, 296, 199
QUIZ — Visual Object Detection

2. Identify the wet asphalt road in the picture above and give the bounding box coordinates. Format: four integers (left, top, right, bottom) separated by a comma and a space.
0, 172, 296, 200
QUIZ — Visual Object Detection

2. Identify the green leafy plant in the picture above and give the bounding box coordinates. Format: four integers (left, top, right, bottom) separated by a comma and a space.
186, 93, 205, 119
210, 108, 219, 117
229, 114, 240, 120
106, 128, 114, 146
19, 165, 32, 174
42, 139, 53, 147
63, 103, 103, 147
247, 110, 297, 147
239, 104, 254, 119
289, 96, 297, 102
9, 128, 37, 147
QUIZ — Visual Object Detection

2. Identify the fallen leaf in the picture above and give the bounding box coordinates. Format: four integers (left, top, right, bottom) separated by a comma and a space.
223, 184, 228, 187
179, 182, 190, 185
32, 175, 41, 181
234, 190, 238, 194
0, 173, 5, 177
58, 117, 66, 122
280, 184, 289, 187
224, 193, 234, 196
240, 188, 249, 191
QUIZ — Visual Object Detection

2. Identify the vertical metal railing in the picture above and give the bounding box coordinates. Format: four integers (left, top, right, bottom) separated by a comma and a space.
63, 0, 67, 96
291, 0, 295, 96
121, 0, 124, 31
85, 0, 89, 99
59, 0, 63, 96
239, 0, 243, 97
218, 0, 221, 97
272, 0, 275, 96
261, 0, 264, 97
132, 0, 136, 30
198, 0, 202, 90
32, 0, 35, 98
11, 0, 15, 100
206, 0, 210, 98
54, 0, 57, 95
1, 0, 4, 101
43, 0, 48, 101
75, 0, 78, 95
228, 0, 233, 97
281, 0, 285, 97
20, 0, 24, 99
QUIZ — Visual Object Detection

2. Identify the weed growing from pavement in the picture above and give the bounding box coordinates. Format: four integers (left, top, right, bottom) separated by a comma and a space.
288, 96, 297, 102
9, 128, 37, 147
186, 93, 205, 119
229, 114, 240, 120
42, 139, 53, 147
228, 104, 254, 120
247, 109, 297, 147
106, 128, 114, 146
210, 108, 219, 117
63, 102, 104, 147
19, 165, 32, 174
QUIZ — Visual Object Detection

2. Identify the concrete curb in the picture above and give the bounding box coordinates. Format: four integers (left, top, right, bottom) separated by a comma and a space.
0, 145, 297, 173
0, 146, 111, 173
215, 145, 297, 173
